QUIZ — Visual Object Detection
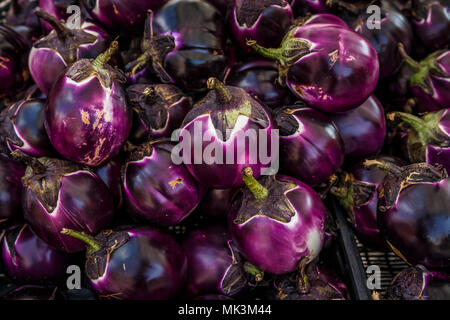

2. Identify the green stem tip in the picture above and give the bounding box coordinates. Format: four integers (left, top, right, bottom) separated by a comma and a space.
207, 77, 232, 103
398, 42, 421, 71
60, 228, 101, 252
242, 167, 269, 201
92, 40, 119, 69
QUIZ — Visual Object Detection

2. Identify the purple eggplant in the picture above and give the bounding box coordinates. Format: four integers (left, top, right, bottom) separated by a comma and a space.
19, 154, 114, 253
274, 104, 344, 186
226, 59, 295, 108
1, 224, 73, 284
248, 17, 379, 113
229, 168, 326, 283
0, 25, 30, 96
385, 265, 450, 300
0, 154, 25, 221
330, 95, 386, 162
399, 45, 450, 112
0, 99, 55, 157
38, 0, 82, 34
126, 84, 192, 139
95, 154, 124, 209
127, 2, 228, 92
122, 140, 204, 226
412, 0, 450, 50
61, 226, 187, 300
29, 9, 110, 95
332, 156, 406, 249
5, 0, 42, 41
183, 226, 247, 297
229, 0, 294, 55
289, 0, 331, 16
364, 160, 450, 268
198, 188, 237, 219
81, 0, 168, 30
389, 109, 450, 173
45, 41, 132, 167
178, 78, 274, 189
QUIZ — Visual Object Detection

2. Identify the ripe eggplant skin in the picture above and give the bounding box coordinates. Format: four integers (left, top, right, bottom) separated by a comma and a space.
274, 104, 345, 186
198, 188, 237, 219
122, 141, 204, 226
289, 0, 331, 16
45, 41, 132, 167
385, 265, 450, 300
229, 170, 326, 276
330, 95, 386, 163
229, 0, 294, 55
365, 160, 450, 269
183, 226, 247, 297
411, 0, 450, 50
1, 224, 73, 284
20, 156, 114, 253
0, 99, 55, 158
0, 155, 25, 221
62, 227, 187, 300
248, 16, 379, 113
94, 154, 124, 210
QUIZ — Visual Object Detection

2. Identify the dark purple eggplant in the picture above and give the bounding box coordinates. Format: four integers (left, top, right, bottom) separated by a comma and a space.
61, 226, 187, 300
0, 154, 25, 221
94, 154, 124, 209
289, 0, 332, 16
198, 188, 237, 219
5, 0, 42, 41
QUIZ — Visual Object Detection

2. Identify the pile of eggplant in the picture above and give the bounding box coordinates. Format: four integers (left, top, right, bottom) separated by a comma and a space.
0, 0, 449, 301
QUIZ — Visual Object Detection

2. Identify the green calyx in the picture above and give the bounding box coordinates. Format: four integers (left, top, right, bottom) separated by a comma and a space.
242, 167, 269, 201
244, 262, 264, 282
61, 228, 101, 252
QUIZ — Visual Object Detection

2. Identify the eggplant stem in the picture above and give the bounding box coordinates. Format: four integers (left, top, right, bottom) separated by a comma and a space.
398, 43, 421, 71
297, 257, 310, 294
246, 40, 283, 62
363, 159, 403, 175
389, 111, 441, 145
35, 8, 70, 41
92, 40, 119, 69
61, 228, 101, 252
242, 167, 268, 201
244, 262, 264, 282
207, 77, 232, 103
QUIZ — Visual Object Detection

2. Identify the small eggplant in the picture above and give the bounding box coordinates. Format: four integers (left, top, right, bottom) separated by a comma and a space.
94, 154, 124, 209
127, 3, 228, 92
331, 156, 406, 249
122, 140, 204, 226
364, 160, 450, 268
330, 95, 386, 162
388, 109, 450, 173
274, 104, 344, 186
0, 99, 55, 157
399, 45, 450, 112
248, 16, 379, 113
178, 78, 274, 189
126, 84, 192, 139
19, 154, 114, 253
411, 0, 450, 50
29, 9, 110, 95
229, 0, 294, 55
0, 154, 25, 221
45, 41, 132, 167
229, 168, 326, 281
1, 224, 73, 284
198, 188, 237, 219
226, 59, 295, 108
5, 0, 42, 41
81, 0, 168, 31
61, 227, 187, 300
183, 226, 248, 297
385, 265, 450, 300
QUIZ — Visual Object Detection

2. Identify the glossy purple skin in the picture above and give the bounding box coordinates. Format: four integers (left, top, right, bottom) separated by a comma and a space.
23, 170, 114, 253
39, 0, 72, 33
330, 95, 386, 162
379, 175, 450, 268
1, 99, 55, 157
45, 63, 132, 167
226, 59, 295, 108
289, 0, 331, 16
123, 142, 204, 226
229, 175, 326, 274
29, 20, 110, 95
349, 156, 406, 249
302, 13, 350, 28
81, 0, 168, 30
230, 0, 294, 54
0, 26, 29, 95
354, 4, 413, 78
0, 155, 25, 220
276, 106, 345, 186
183, 226, 243, 297
1, 224, 72, 283
153, 0, 228, 92
89, 227, 187, 300
199, 188, 236, 219
412, 0, 450, 49
95, 154, 124, 209
412, 51, 450, 112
